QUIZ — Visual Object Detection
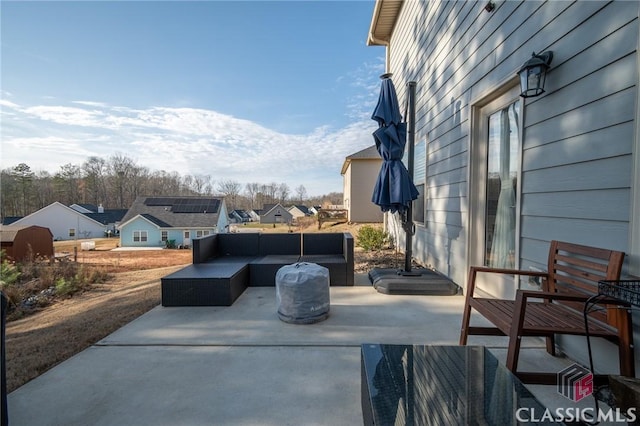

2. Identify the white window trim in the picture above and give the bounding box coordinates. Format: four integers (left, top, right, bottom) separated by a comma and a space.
468, 85, 523, 272
133, 230, 148, 242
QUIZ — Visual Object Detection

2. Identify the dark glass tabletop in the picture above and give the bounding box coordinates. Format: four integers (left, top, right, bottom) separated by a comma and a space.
361, 344, 562, 425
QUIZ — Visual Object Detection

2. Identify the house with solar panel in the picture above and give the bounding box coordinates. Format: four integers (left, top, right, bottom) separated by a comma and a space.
118, 196, 229, 248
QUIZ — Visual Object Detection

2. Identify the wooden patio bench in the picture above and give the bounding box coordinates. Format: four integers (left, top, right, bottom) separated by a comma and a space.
459, 240, 635, 384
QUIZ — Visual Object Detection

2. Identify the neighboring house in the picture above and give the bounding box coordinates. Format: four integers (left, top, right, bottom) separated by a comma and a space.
69, 203, 100, 214
9, 202, 108, 241
259, 203, 293, 224
229, 209, 252, 223
118, 196, 229, 247
308, 206, 322, 215
70, 203, 127, 236
287, 205, 311, 220
368, 1, 640, 371
0, 225, 54, 261
341, 144, 384, 223
246, 210, 260, 222
1, 217, 22, 226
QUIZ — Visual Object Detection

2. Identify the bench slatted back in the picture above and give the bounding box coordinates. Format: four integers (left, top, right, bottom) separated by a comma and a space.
546, 240, 625, 326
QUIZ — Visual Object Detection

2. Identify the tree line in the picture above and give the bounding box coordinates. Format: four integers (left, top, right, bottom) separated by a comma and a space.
0, 154, 343, 218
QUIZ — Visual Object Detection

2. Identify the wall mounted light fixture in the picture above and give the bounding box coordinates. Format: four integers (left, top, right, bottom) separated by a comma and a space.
517, 51, 553, 98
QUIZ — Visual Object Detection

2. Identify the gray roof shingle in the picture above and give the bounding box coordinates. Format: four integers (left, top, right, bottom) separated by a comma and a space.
120, 196, 224, 228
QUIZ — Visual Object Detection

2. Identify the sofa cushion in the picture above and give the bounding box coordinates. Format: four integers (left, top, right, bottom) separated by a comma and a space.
165, 261, 248, 280
300, 255, 348, 286
249, 255, 300, 286
259, 233, 301, 256
303, 233, 344, 256
217, 233, 260, 256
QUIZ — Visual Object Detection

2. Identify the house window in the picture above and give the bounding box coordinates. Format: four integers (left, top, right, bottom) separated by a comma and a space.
196, 230, 204, 238
69, 229, 75, 237
203, 230, 210, 236
161, 231, 168, 242
413, 184, 425, 224
133, 231, 148, 242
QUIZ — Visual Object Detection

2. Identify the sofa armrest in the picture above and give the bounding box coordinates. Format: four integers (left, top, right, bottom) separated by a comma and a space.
192, 234, 218, 264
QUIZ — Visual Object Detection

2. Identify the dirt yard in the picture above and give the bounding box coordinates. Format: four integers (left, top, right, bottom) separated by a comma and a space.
4, 223, 413, 393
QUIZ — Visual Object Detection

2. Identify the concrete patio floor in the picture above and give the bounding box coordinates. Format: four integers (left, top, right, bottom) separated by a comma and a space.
7, 275, 618, 425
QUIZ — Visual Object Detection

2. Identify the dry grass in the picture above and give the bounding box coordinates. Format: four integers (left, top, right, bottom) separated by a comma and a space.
53, 238, 192, 273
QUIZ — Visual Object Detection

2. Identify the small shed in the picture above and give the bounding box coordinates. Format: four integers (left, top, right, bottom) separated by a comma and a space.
0, 225, 54, 261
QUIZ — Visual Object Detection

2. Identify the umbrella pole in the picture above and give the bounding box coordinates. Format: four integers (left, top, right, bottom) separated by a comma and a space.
403, 81, 417, 273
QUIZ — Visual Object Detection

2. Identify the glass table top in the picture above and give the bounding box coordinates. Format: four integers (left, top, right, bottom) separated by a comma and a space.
361, 344, 562, 425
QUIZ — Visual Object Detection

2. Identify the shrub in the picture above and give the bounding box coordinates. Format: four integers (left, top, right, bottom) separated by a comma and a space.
0, 252, 20, 287
55, 277, 76, 296
356, 225, 389, 251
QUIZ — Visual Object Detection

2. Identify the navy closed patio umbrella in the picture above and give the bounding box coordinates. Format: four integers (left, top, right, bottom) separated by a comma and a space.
371, 74, 419, 214
368, 77, 459, 294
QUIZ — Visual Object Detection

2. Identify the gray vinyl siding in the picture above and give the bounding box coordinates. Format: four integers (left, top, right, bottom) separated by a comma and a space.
385, 0, 638, 373
387, 0, 638, 287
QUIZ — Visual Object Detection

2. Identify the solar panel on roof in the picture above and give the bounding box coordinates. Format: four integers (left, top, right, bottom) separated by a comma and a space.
145, 197, 220, 213
145, 197, 175, 206
171, 199, 220, 214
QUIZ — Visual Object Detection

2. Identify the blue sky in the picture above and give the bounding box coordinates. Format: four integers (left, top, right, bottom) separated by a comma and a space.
1, 1, 385, 196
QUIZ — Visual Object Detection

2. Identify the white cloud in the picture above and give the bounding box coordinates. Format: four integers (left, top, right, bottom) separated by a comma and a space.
72, 100, 109, 108
0, 99, 20, 109
1, 99, 378, 195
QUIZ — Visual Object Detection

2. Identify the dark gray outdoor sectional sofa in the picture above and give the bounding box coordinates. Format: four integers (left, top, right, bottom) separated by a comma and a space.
161, 232, 354, 306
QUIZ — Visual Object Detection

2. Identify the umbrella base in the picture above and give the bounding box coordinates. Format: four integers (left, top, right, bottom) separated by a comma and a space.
368, 268, 459, 296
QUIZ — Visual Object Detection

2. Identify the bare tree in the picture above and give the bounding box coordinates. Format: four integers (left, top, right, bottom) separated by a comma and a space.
244, 182, 260, 209
0, 156, 346, 219
217, 180, 242, 210
108, 154, 138, 208
263, 182, 278, 205
82, 156, 108, 206
1, 168, 20, 217
128, 165, 149, 201
33, 170, 55, 209
277, 183, 290, 205
295, 185, 307, 204
189, 174, 211, 194
54, 163, 82, 205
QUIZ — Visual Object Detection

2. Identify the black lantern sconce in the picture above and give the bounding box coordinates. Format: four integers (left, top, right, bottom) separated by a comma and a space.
517, 51, 553, 98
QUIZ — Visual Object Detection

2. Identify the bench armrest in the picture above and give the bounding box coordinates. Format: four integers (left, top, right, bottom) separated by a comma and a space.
518, 290, 631, 307
466, 266, 548, 298
517, 290, 590, 304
